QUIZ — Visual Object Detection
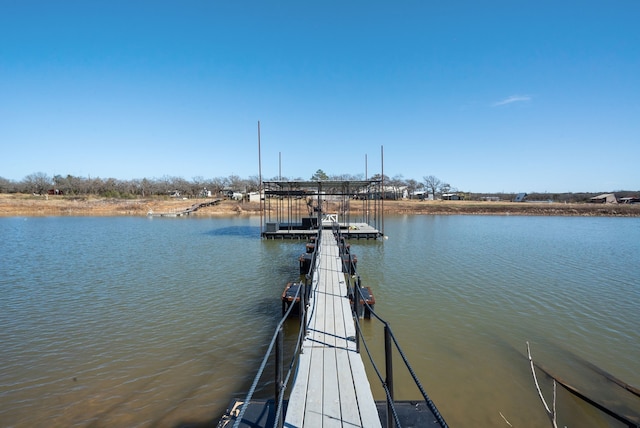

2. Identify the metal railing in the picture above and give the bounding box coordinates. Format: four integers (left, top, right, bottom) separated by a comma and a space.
336, 225, 447, 428
232, 229, 320, 428
350, 276, 448, 428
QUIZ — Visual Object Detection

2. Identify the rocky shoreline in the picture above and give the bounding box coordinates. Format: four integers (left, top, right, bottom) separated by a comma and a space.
1, 194, 639, 217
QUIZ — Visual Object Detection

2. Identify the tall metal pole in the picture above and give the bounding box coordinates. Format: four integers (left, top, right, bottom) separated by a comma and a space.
258, 121, 263, 236
317, 182, 322, 231
365, 153, 369, 224
279, 151, 283, 228
381, 145, 385, 237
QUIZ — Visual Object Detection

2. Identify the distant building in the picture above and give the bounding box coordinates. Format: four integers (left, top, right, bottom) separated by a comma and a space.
413, 191, 433, 201
589, 193, 618, 204
619, 196, 640, 204
357, 185, 407, 200
442, 193, 462, 200
249, 191, 263, 203
514, 193, 527, 202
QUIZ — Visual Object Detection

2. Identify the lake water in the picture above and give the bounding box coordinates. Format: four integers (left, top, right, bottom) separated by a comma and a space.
0, 215, 638, 427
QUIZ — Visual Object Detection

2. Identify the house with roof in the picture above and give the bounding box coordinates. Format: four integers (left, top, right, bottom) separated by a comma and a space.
589, 193, 618, 204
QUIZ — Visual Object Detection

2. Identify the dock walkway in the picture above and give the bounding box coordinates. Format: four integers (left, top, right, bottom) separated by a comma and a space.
284, 229, 381, 427
147, 199, 221, 217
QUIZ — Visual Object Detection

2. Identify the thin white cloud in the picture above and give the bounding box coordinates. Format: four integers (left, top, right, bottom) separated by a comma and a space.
493, 95, 531, 107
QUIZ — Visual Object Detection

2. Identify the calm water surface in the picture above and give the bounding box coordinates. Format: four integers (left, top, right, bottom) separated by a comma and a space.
0, 215, 638, 427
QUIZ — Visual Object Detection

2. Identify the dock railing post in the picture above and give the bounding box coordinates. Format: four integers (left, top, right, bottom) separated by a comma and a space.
303, 274, 311, 340
304, 274, 311, 307
354, 276, 361, 353
384, 323, 395, 428
275, 325, 284, 428
301, 281, 306, 341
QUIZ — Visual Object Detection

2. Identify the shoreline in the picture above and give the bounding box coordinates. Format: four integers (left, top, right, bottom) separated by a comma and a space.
1, 194, 639, 217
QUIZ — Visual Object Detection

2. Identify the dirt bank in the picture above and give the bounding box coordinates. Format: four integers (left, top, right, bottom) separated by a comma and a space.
1, 194, 638, 217
377, 200, 640, 216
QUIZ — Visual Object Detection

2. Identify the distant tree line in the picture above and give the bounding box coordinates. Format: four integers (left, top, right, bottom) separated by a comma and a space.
0, 170, 636, 203
0, 172, 264, 199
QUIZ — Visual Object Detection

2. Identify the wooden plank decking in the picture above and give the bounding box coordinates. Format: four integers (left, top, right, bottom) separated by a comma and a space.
284, 230, 381, 428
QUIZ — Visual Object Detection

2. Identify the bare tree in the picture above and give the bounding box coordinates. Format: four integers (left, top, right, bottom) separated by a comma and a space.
0, 177, 16, 193
69, 175, 88, 195
171, 177, 190, 196
227, 174, 244, 191
388, 174, 406, 199
100, 178, 119, 196
329, 173, 364, 181
22, 172, 52, 195
423, 175, 442, 199
190, 176, 206, 198
145, 178, 163, 196
210, 177, 228, 196
156, 175, 178, 195
441, 183, 451, 195
369, 173, 390, 182
129, 178, 143, 197
246, 175, 261, 192
406, 178, 420, 198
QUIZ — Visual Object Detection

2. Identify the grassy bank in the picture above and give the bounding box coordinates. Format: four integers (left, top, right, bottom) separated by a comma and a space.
1, 194, 639, 217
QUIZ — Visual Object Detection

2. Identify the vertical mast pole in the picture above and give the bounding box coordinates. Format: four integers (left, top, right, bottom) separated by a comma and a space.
258, 121, 263, 236
365, 153, 369, 224
381, 145, 384, 237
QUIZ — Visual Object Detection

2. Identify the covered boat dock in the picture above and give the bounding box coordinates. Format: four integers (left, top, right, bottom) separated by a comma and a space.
260, 179, 384, 239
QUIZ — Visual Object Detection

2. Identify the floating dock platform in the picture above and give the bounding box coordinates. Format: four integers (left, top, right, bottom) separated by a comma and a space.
260, 179, 384, 240
263, 221, 382, 240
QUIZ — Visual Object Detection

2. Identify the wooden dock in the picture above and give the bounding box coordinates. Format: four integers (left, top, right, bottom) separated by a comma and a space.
284, 229, 381, 427
147, 199, 221, 217
218, 224, 447, 428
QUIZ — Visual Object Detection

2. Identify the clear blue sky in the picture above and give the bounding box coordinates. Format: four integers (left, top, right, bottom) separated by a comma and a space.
1, 1, 638, 193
